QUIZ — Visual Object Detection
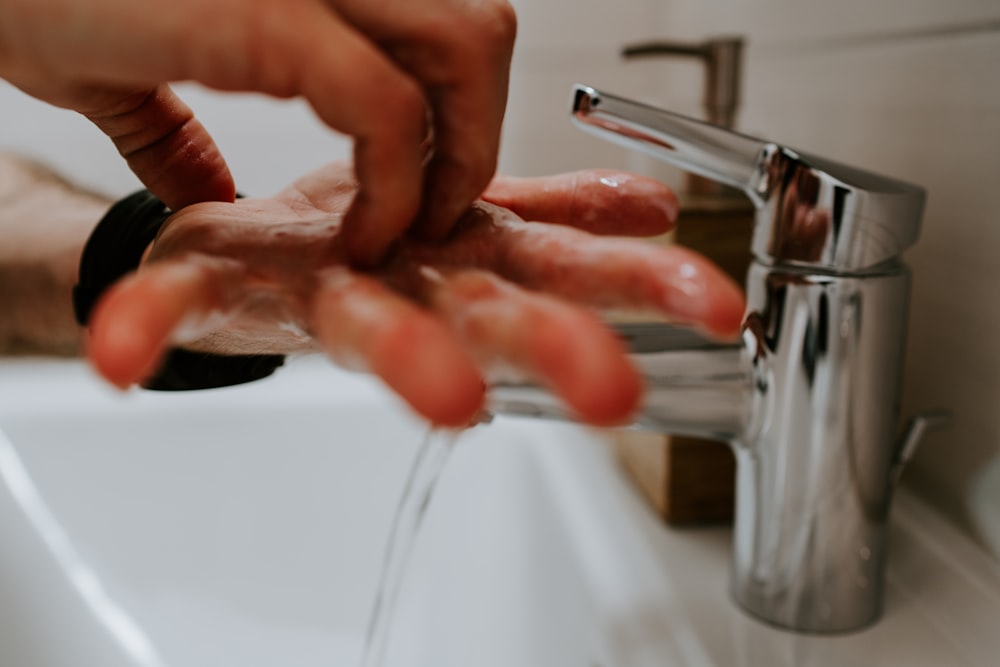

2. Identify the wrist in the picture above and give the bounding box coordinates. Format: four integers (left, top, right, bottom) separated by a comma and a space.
75, 189, 285, 390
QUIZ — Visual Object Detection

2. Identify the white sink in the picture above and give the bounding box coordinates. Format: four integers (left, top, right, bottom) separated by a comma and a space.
0, 357, 623, 667
1, 357, 998, 667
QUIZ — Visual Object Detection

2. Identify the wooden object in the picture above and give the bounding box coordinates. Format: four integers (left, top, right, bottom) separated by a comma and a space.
613, 431, 736, 523
613, 189, 753, 524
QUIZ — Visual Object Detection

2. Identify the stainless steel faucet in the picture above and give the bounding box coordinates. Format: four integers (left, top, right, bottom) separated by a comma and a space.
488, 84, 948, 634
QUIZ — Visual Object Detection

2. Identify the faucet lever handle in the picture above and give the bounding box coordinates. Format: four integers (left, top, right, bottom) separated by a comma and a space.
571, 84, 927, 272
572, 85, 767, 204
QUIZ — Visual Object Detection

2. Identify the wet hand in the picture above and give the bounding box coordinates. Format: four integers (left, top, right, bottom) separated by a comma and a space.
86, 163, 745, 427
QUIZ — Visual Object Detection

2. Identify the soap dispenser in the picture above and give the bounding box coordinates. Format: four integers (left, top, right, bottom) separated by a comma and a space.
613, 37, 751, 524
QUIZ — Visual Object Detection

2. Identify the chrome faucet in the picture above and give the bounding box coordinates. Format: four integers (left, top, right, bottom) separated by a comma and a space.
488, 85, 948, 633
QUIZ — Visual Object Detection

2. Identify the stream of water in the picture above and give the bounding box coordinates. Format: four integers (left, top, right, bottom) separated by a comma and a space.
360, 428, 459, 667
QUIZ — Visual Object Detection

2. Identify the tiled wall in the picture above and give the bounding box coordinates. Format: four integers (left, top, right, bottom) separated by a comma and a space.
505, 0, 1000, 556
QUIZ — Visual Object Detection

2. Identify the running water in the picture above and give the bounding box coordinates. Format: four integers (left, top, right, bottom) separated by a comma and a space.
361, 428, 459, 667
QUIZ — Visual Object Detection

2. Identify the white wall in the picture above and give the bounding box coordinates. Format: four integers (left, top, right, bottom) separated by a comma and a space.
513, 0, 1000, 555
501, 0, 659, 177
640, 0, 1000, 557
3, 0, 998, 555
0, 85, 352, 198
507, 0, 1000, 558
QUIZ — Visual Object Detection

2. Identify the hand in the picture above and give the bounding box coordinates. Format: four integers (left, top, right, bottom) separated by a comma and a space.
0, 0, 516, 263
86, 163, 745, 427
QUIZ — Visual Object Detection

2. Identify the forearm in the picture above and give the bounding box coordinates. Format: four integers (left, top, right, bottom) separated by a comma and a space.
0, 153, 110, 355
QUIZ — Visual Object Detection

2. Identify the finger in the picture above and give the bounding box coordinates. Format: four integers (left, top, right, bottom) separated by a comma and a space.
187, 1, 429, 266
413, 218, 745, 339
275, 7, 428, 267
399, 5, 518, 239
82, 85, 236, 210
500, 224, 745, 339
311, 268, 484, 427
87, 257, 244, 389
482, 170, 678, 236
421, 269, 641, 426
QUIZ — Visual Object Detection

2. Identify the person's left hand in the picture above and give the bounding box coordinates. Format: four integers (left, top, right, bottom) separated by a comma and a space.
86, 162, 745, 427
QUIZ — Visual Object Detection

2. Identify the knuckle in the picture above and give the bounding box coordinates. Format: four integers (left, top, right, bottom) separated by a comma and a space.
473, 1, 518, 51
438, 1, 516, 62
387, 76, 427, 121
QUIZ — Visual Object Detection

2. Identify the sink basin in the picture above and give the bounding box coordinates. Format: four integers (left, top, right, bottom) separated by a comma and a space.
1, 356, 999, 666
0, 357, 626, 667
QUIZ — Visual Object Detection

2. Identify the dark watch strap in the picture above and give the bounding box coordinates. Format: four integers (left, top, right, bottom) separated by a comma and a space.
74, 189, 284, 391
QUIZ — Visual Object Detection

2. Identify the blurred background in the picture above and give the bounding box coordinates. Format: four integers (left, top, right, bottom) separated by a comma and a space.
2, 0, 998, 558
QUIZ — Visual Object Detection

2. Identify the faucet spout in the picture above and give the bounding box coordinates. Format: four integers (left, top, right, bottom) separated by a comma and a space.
488, 323, 753, 441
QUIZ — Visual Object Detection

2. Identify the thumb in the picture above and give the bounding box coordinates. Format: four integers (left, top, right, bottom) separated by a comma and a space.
83, 84, 236, 210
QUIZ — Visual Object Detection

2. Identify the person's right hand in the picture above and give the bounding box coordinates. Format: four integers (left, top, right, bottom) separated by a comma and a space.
0, 0, 516, 264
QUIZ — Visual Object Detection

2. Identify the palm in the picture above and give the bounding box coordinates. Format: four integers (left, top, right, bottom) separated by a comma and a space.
89, 162, 745, 427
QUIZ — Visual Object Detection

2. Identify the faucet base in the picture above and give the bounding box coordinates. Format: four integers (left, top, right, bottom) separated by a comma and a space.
730, 261, 911, 633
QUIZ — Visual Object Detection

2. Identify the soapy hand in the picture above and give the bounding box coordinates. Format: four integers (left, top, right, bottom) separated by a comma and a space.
0, 0, 515, 264
86, 163, 745, 427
